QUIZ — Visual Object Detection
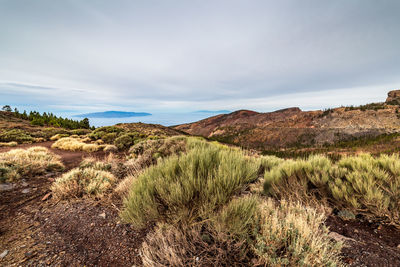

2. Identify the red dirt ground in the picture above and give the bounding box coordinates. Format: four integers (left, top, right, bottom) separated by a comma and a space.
1, 142, 400, 266
0, 142, 147, 266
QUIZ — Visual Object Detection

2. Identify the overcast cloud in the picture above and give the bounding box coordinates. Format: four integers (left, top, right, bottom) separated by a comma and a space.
1, 0, 400, 113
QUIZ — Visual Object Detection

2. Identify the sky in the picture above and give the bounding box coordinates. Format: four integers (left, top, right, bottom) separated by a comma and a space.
1, 0, 400, 115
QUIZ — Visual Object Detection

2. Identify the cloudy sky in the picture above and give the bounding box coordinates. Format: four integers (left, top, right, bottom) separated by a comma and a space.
1, 0, 400, 114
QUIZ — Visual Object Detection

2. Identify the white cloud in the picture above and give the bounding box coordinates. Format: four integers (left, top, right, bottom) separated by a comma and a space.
0, 0, 399, 114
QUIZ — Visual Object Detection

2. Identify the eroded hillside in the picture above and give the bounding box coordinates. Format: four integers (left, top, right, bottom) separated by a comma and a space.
175, 91, 400, 150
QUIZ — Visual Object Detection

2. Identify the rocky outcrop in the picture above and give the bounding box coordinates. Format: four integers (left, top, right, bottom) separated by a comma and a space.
386, 90, 400, 104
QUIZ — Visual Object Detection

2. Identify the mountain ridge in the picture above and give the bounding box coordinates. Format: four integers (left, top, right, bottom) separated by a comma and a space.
174, 91, 400, 150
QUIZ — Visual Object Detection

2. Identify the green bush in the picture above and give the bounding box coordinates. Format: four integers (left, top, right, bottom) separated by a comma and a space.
121, 144, 259, 229
114, 133, 137, 150
102, 132, 118, 143
0, 129, 34, 143
89, 126, 124, 140
263, 154, 400, 224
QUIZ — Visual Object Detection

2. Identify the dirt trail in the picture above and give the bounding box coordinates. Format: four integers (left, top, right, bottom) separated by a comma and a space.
0, 142, 145, 266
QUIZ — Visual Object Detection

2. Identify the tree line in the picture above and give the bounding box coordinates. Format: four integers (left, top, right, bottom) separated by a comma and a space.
2, 105, 92, 130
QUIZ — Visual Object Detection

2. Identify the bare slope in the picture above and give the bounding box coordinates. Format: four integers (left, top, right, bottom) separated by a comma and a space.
175, 91, 400, 150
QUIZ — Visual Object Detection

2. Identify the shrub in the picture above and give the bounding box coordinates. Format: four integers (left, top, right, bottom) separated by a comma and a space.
140, 196, 342, 266
140, 224, 248, 267
102, 132, 118, 143
0, 147, 64, 182
52, 137, 101, 152
121, 144, 259, 229
114, 133, 136, 150
0, 141, 18, 147
103, 144, 118, 153
128, 136, 188, 168
79, 157, 112, 171
263, 153, 400, 224
50, 133, 70, 141
89, 126, 124, 141
214, 196, 261, 234
252, 199, 342, 266
0, 129, 34, 143
51, 167, 116, 199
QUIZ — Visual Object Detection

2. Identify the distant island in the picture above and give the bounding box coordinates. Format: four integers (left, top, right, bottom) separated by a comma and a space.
74, 111, 152, 118
193, 110, 231, 114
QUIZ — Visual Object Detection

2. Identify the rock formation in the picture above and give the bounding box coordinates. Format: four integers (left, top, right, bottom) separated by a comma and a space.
386, 90, 400, 104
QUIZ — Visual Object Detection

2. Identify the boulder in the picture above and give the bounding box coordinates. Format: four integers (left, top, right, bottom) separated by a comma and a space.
386, 90, 400, 104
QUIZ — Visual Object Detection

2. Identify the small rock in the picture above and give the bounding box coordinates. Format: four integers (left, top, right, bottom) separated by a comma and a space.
0, 183, 14, 191
99, 212, 106, 219
21, 188, 31, 194
354, 229, 358, 233
397, 244, 400, 249
329, 232, 356, 245
21, 181, 28, 187
24, 251, 33, 257
41, 193, 52, 201
0, 250, 8, 259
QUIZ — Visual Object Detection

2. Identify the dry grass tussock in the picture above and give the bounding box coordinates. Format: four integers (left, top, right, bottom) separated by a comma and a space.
52, 137, 103, 152
140, 224, 248, 267
50, 133, 69, 141
103, 144, 118, 153
140, 196, 342, 266
0, 141, 18, 147
51, 166, 116, 199
264, 153, 400, 224
253, 198, 342, 266
0, 146, 64, 182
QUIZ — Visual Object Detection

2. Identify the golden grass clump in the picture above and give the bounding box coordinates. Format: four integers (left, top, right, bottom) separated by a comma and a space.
121, 143, 259, 229
50, 133, 69, 141
0, 146, 64, 182
51, 167, 116, 199
52, 137, 101, 152
103, 144, 118, 153
264, 153, 400, 224
253, 199, 342, 266
0, 141, 18, 147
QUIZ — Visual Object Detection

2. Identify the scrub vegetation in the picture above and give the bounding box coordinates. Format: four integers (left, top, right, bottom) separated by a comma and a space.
0, 146, 64, 182
120, 137, 343, 266
263, 154, 400, 224
6, 120, 400, 266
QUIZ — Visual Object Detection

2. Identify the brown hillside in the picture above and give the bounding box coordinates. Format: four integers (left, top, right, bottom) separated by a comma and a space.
175, 91, 400, 150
